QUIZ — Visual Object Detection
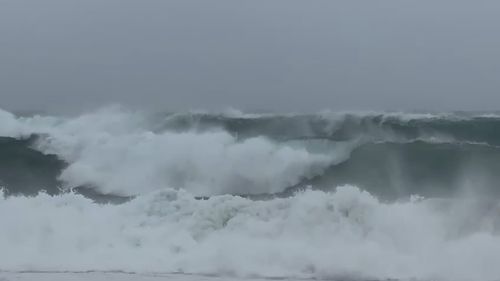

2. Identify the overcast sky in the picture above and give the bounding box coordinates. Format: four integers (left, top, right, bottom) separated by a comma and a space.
1, 1, 500, 113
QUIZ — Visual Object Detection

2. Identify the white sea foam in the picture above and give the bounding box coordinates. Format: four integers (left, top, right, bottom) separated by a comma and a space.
0, 107, 340, 196
1, 185, 499, 281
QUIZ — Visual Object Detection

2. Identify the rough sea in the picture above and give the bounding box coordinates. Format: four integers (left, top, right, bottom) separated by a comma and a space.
1, 106, 500, 281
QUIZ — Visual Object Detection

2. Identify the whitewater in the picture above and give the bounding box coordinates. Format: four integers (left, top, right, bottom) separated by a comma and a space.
1, 106, 500, 281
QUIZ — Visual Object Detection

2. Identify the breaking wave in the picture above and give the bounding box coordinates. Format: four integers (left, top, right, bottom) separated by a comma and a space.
1, 186, 500, 281
1, 107, 500, 199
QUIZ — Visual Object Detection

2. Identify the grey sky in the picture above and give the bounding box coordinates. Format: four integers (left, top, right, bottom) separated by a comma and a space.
1, 1, 500, 113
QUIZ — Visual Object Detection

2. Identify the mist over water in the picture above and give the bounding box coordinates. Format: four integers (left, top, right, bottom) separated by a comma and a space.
1, 106, 500, 281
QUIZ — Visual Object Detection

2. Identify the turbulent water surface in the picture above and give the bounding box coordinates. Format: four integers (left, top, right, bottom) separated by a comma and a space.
1, 107, 500, 281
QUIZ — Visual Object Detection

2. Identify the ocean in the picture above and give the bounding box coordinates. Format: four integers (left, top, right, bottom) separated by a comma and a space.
1, 106, 500, 281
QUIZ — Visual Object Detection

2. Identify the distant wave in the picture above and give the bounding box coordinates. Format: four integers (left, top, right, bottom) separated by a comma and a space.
157, 110, 500, 145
